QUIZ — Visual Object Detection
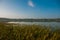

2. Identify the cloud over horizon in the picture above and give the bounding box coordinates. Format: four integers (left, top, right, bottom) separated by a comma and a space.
28, 0, 34, 7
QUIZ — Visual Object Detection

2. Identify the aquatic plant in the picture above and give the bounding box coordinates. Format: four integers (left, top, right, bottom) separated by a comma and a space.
0, 22, 60, 40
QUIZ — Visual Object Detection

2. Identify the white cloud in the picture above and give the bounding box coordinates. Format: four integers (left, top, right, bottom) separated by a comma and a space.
28, 0, 34, 7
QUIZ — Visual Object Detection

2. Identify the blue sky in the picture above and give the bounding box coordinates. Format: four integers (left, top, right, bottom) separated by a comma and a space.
0, 0, 60, 18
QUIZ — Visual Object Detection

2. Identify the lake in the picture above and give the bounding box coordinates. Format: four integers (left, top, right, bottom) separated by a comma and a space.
8, 22, 60, 27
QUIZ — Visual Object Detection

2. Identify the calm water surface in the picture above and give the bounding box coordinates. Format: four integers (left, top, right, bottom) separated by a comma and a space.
8, 22, 60, 27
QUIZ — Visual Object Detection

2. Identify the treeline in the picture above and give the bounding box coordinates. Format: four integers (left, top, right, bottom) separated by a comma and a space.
0, 18, 60, 22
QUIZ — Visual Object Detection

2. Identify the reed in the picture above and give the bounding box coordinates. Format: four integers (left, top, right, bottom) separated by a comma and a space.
0, 22, 60, 40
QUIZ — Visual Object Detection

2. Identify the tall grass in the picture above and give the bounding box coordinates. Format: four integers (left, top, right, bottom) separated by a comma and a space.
0, 22, 60, 40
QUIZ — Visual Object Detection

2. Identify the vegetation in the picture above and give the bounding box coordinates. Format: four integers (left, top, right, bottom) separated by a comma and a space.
0, 18, 60, 22
0, 22, 60, 40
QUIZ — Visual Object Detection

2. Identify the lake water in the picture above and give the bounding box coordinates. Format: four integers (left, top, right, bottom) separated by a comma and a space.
8, 22, 60, 27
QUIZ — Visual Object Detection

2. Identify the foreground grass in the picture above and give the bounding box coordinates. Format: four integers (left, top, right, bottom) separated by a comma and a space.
0, 22, 60, 40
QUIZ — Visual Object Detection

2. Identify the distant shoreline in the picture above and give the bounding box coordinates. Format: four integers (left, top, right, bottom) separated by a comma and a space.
0, 18, 60, 22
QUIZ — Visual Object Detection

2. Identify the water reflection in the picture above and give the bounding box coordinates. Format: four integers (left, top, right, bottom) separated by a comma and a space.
8, 22, 60, 27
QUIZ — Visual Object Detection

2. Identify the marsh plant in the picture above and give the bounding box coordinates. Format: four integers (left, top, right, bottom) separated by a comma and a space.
0, 22, 60, 40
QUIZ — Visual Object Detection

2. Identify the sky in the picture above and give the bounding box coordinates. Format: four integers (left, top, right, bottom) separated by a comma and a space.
0, 0, 60, 18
